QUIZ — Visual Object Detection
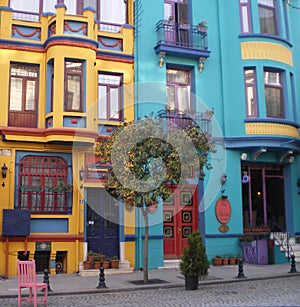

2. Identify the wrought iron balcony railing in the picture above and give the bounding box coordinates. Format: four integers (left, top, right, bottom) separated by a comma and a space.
155, 20, 208, 51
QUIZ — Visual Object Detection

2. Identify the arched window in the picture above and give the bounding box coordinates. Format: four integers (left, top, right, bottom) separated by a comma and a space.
18, 156, 71, 214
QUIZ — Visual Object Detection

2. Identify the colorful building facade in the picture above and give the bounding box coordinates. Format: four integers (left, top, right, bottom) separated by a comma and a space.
0, 0, 135, 277
134, 0, 300, 269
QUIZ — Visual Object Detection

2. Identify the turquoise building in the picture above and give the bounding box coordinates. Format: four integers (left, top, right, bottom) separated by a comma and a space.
134, 0, 300, 268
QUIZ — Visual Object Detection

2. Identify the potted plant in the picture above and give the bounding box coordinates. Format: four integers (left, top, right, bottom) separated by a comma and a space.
197, 20, 208, 32
102, 257, 110, 269
180, 232, 210, 290
212, 255, 223, 266
228, 253, 236, 265
83, 261, 91, 270
110, 255, 119, 269
93, 255, 102, 269
87, 250, 97, 263
222, 254, 229, 265
179, 20, 190, 30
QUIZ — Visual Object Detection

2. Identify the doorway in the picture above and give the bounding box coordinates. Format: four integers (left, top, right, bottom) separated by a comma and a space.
241, 163, 285, 231
163, 187, 198, 258
86, 188, 119, 258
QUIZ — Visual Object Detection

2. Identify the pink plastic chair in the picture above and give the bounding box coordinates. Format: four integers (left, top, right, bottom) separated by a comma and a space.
17, 260, 48, 307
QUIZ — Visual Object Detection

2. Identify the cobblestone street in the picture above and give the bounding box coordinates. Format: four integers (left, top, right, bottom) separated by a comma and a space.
1, 275, 299, 307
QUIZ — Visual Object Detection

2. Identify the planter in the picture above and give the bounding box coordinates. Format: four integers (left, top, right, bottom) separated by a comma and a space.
87, 256, 95, 263
110, 259, 119, 269
83, 261, 91, 270
102, 261, 110, 269
222, 258, 229, 265
179, 24, 190, 30
213, 257, 223, 266
185, 276, 199, 290
197, 26, 207, 32
94, 261, 101, 269
229, 258, 236, 265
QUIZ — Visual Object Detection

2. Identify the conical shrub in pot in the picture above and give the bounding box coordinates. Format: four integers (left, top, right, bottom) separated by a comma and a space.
180, 231, 210, 290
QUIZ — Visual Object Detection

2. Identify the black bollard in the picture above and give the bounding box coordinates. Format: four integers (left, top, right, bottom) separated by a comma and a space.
289, 255, 297, 273
236, 259, 247, 278
96, 267, 107, 289
42, 268, 53, 292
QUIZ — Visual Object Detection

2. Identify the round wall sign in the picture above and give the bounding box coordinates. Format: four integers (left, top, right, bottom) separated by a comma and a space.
215, 197, 231, 224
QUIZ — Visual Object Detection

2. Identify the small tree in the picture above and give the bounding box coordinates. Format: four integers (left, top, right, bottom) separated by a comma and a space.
98, 116, 214, 283
180, 232, 210, 279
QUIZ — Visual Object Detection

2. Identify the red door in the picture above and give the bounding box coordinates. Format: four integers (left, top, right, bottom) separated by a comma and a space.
163, 186, 198, 258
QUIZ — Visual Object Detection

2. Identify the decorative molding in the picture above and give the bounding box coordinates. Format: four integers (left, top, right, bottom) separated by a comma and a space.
245, 122, 299, 138
64, 21, 87, 35
12, 25, 41, 40
241, 42, 293, 66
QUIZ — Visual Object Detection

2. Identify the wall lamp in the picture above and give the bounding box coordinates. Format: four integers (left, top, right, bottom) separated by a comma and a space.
220, 173, 227, 185
79, 168, 85, 181
252, 148, 267, 160
1, 163, 8, 178
279, 150, 293, 163
199, 57, 206, 73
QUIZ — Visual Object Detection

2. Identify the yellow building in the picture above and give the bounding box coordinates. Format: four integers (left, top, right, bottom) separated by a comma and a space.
0, 1, 134, 277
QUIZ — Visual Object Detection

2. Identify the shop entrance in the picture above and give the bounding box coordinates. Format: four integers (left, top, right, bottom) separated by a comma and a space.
241, 163, 285, 231
163, 187, 198, 258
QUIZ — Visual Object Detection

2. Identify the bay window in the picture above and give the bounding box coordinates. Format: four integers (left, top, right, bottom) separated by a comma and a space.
258, 0, 278, 35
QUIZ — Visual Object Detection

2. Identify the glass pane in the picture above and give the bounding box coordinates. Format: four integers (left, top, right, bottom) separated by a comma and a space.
10, 0, 39, 12
43, 0, 57, 12
177, 86, 190, 110
259, 7, 277, 35
100, 0, 126, 24
26, 80, 36, 110
64, 0, 77, 15
167, 69, 189, 83
110, 88, 119, 119
98, 85, 107, 119
241, 6, 249, 32
265, 71, 280, 85
67, 75, 81, 110
246, 86, 255, 116
10, 77, 22, 110
166, 85, 175, 110
265, 87, 283, 117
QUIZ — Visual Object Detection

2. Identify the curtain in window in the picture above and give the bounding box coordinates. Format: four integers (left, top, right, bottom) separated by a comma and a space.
43, 0, 57, 13
100, 0, 126, 24
10, 0, 39, 12
10, 78, 23, 111
64, 0, 77, 14
177, 86, 190, 111
265, 87, 283, 117
67, 75, 81, 110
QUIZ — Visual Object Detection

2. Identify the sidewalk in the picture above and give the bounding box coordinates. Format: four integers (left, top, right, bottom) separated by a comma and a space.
0, 263, 299, 298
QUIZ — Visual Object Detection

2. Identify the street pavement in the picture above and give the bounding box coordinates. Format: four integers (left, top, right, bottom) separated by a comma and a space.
0, 263, 300, 306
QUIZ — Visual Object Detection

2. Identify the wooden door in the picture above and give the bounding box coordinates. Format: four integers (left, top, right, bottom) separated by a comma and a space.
163, 187, 198, 258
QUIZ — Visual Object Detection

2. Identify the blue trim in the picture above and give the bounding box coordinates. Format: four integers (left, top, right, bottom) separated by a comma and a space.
0, 6, 13, 12
245, 118, 300, 128
141, 235, 163, 240
124, 234, 136, 242
42, 12, 55, 17
123, 24, 134, 29
0, 39, 43, 50
31, 219, 68, 233
55, 4, 67, 9
206, 234, 244, 238
45, 35, 98, 49
97, 50, 134, 60
239, 34, 293, 47
50, 260, 56, 268
83, 6, 96, 13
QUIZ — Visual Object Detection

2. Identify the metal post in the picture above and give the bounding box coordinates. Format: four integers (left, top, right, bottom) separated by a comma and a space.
96, 267, 107, 289
42, 268, 52, 292
236, 259, 247, 278
289, 255, 297, 273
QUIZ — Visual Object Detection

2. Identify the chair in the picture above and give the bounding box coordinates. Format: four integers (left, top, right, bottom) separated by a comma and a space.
17, 260, 48, 307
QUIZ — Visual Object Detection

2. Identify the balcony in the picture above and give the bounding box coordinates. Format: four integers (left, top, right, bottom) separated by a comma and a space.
154, 20, 211, 65
157, 109, 212, 136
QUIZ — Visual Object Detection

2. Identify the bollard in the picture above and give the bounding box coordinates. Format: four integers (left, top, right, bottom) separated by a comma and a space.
42, 268, 53, 292
236, 259, 247, 278
96, 267, 107, 289
289, 255, 297, 273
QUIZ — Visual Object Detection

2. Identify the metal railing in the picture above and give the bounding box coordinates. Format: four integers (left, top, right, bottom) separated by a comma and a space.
155, 20, 208, 51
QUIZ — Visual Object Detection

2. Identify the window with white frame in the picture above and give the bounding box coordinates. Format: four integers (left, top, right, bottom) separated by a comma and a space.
264, 69, 284, 118
98, 74, 122, 120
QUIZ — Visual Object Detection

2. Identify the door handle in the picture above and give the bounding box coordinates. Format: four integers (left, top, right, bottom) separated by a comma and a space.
178, 227, 181, 234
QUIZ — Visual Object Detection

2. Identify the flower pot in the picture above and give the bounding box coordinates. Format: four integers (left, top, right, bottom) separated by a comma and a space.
222, 258, 229, 265
94, 261, 101, 269
110, 259, 119, 269
83, 261, 91, 270
229, 258, 236, 265
185, 276, 199, 290
213, 257, 223, 266
102, 261, 110, 269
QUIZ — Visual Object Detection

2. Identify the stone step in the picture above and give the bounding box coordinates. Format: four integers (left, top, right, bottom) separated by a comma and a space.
158, 259, 180, 269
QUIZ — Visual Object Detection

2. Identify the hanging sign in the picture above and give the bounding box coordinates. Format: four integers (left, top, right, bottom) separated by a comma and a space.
215, 196, 231, 224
